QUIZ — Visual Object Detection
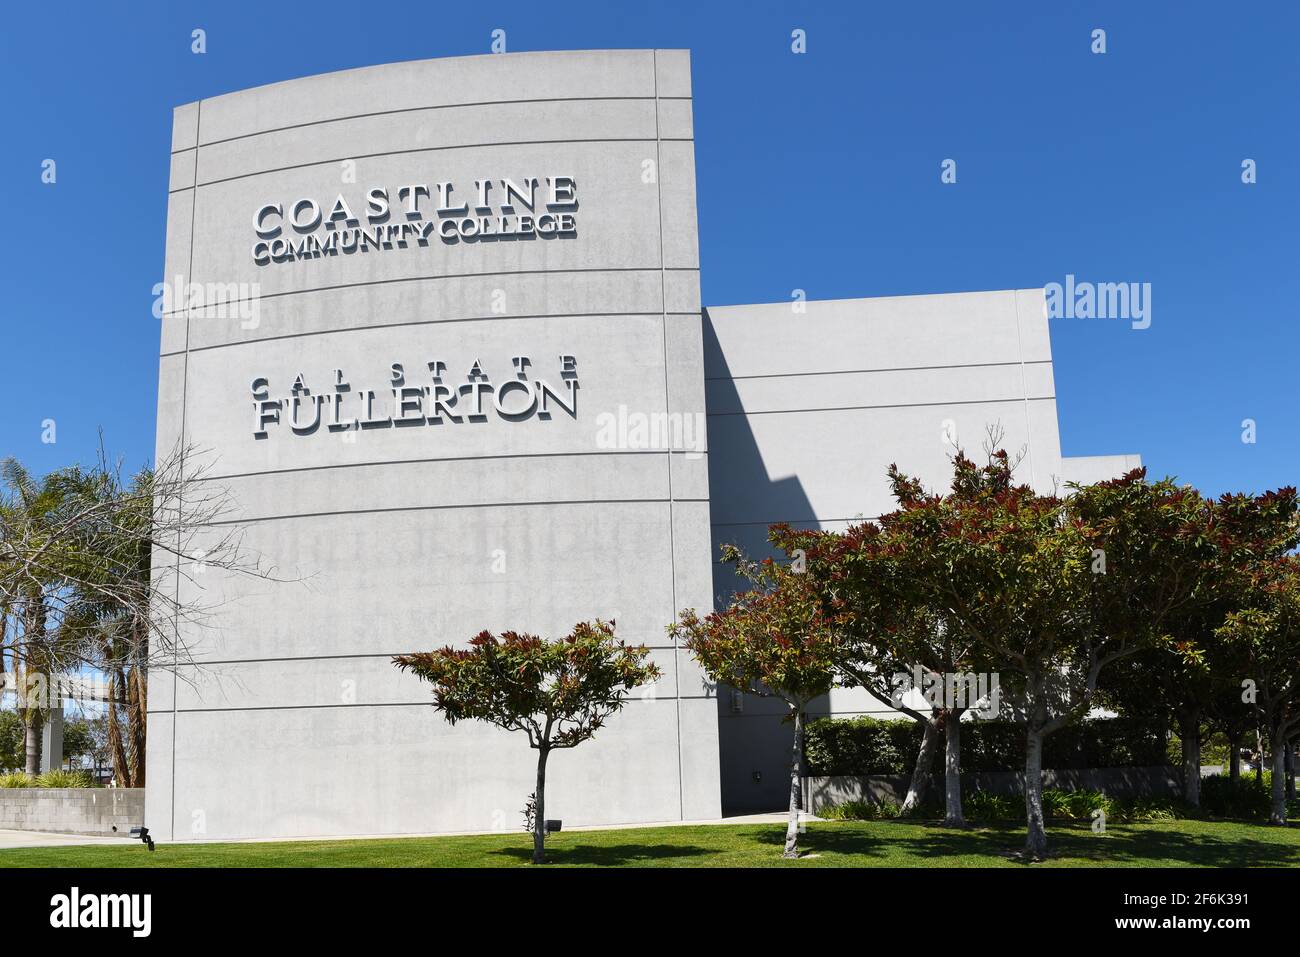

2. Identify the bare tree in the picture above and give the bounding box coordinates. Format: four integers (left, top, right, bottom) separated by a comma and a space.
1, 442, 293, 784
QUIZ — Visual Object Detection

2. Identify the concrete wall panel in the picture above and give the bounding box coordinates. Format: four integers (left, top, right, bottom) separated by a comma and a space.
170, 645, 702, 715
705, 291, 1027, 378
189, 141, 666, 300
166, 697, 685, 841
196, 50, 660, 145
197, 98, 659, 185
182, 314, 670, 476
148, 49, 719, 840
704, 290, 1077, 812
172, 269, 667, 352
707, 398, 1055, 526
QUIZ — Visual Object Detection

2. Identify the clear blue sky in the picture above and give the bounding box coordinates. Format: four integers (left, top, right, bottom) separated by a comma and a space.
2, 1, 1295, 496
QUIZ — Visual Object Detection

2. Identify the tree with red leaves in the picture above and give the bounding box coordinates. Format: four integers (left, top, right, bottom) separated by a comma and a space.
772, 467, 1006, 829
393, 620, 659, 864
1216, 556, 1300, 824
671, 546, 837, 858
1098, 487, 1300, 807
811, 451, 1228, 858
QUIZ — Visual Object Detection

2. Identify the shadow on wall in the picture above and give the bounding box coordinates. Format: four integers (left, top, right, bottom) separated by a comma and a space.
701, 309, 836, 816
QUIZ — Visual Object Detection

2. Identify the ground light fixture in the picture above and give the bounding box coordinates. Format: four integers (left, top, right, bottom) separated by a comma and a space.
129, 826, 156, 851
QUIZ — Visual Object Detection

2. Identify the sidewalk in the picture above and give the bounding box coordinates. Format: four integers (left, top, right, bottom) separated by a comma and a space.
0, 812, 818, 849
0, 829, 136, 850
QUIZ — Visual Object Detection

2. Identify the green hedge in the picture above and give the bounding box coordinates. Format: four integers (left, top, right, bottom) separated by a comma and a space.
823, 778, 1300, 823
804, 715, 1170, 776
825, 788, 1184, 823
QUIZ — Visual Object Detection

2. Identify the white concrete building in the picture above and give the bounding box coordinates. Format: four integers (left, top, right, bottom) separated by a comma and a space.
705, 294, 1139, 810
150, 49, 1138, 838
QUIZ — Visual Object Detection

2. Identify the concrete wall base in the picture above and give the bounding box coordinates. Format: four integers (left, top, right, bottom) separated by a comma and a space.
0, 789, 146, 836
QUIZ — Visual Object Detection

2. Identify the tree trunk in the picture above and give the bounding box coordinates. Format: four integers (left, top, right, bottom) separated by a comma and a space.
1228, 732, 1241, 785
1287, 742, 1296, 802
784, 709, 804, 859
900, 718, 940, 816
1023, 727, 1048, 858
1269, 731, 1287, 825
942, 711, 965, 827
24, 711, 42, 776
107, 673, 131, 787
128, 621, 148, 787
127, 665, 147, 787
532, 746, 550, 864
1179, 716, 1201, 807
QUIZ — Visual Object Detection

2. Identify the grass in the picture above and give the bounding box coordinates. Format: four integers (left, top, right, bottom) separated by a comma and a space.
1, 818, 1297, 867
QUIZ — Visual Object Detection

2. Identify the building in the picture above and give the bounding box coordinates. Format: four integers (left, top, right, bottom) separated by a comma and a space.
150, 49, 1137, 839
705, 294, 1140, 811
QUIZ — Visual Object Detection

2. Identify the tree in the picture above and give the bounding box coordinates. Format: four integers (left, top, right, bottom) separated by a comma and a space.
671, 545, 837, 858
1, 443, 293, 786
1099, 486, 1300, 806
0, 458, 77, 773
74, 713, 112, 779
394, 620, 658, 864
1216, 557, 1300, 824
1100, 647, 1212, 805
891, 452, 1089, 852
774, 525, 979, 823
0, 709, 23, 771
1206, 674, 1258, 786
61, 715, 95, 768
56, 462, 156, 787
771, 458, 1011, 828
830, 454, 1218, 857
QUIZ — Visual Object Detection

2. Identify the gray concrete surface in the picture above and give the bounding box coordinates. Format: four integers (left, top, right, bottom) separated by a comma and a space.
0, 789, 145, 837
0, 829, 138, 850
703, 292, 1139, 812
152, 49, 721, 842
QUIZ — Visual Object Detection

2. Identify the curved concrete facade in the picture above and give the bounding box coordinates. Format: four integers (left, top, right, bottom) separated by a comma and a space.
150, 50, 721, 840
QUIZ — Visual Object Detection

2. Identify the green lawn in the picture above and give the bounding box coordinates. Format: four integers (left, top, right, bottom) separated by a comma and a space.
2, 818, 1297, 867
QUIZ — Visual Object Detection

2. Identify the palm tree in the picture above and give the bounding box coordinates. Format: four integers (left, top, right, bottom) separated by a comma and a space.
58, 464, 153, 786
3, 444, 287, 786
0, 458, 72, 774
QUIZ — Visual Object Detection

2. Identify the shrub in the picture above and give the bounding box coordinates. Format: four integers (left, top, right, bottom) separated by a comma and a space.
0, 770, 97, 788
803, 715, 1170, 776
957, 788, 1185, 823
819, 799, 901, 821
963, 790, 1020, 820
803, 717, 916, 776
826, 788, 1193, 823
1200, 732, 1231, 769
1110, 796, 1183, 822
1042, 787, 1112, 821
35, 769, 95, 788
1200, 773, 1273, 819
